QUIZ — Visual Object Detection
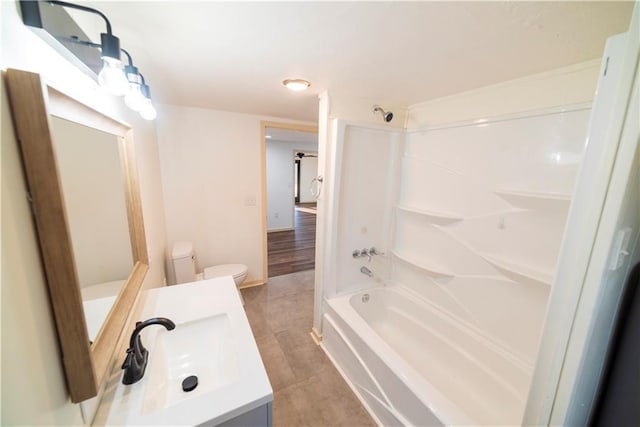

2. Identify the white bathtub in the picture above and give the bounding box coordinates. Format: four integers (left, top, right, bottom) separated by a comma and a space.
322, 285, 530, 426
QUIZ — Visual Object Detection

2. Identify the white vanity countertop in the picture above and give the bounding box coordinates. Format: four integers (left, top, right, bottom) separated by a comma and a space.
93, 277, 272, 426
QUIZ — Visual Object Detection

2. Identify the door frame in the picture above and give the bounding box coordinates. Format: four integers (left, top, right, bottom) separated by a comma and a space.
260, 121, 318, 281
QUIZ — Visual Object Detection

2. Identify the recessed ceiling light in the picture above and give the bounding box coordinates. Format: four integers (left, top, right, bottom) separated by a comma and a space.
283, 79, 311, 91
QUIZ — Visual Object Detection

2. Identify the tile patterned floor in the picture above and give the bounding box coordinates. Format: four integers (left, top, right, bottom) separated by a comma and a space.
241, 270, 376, 427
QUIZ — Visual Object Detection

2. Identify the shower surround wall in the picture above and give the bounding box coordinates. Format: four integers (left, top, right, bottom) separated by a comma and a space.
330, 124, 403, 294
396, 106, 591, 364
322, 103, 592, 424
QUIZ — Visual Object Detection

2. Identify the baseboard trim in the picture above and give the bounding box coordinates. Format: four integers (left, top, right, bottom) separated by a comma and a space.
239, 279, 265, 289
310, 326, 323, 344
267, 227, 294, 233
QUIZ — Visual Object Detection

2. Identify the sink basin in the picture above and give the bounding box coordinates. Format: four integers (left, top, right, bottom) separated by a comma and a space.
142, 314, 239, 414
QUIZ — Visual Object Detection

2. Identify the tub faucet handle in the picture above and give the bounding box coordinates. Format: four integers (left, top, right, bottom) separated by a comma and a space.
352, 249, 361, 258
370, 247, 384, 256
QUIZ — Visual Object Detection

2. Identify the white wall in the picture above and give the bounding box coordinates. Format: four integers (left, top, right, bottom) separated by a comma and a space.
266, 139, 317, 231
156, 104, 314, 284
1, 2, 167, 424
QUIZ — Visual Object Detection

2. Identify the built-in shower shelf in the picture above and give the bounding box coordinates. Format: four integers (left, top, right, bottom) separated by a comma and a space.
397, 204, 463, 223
480, 252, 553, 286
494, 189, 571, 210
392, 249, 454, 277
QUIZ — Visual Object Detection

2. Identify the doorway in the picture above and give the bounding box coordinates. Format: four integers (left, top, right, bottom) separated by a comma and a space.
261, 122, 319, 279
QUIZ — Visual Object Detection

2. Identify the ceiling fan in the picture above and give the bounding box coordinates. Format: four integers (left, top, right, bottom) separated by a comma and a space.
295, 152, 318, 158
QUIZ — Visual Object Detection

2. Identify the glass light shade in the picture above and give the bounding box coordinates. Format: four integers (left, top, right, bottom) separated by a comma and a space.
282, 79, 311, 91
98, 58, 129, 96
139, 98, 157, 120
124, 84, 146, 111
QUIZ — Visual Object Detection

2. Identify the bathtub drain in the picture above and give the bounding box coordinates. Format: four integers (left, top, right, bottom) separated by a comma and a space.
362, 294, 370, 303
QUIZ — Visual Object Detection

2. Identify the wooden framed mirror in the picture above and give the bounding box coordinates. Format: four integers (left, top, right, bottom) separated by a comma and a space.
4, 69, 148, 402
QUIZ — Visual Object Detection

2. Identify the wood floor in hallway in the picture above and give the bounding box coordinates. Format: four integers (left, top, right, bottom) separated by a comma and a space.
267, 207, 316, 277
241, 270, 375, 426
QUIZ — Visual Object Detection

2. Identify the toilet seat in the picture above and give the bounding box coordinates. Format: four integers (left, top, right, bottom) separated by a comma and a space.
203, 264, 247, 281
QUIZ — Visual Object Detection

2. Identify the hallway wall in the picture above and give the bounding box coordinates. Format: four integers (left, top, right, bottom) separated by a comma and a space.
266, 139, 318, 231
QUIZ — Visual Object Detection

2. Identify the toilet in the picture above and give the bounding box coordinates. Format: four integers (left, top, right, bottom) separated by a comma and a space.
171, 241, 247, 303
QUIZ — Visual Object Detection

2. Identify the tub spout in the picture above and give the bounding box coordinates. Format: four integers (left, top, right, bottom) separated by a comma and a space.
360, 266, 373, 277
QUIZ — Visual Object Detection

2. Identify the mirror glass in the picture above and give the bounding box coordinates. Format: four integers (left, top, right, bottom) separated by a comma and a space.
50, 117, 133, 341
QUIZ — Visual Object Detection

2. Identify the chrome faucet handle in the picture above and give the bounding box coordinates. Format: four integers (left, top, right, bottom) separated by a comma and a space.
361, 248, 370, 256
352, 249, 361, 258
370, 247, 385, 256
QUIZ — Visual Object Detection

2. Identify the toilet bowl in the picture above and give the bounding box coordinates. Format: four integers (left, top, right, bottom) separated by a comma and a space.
203, 264, 248, 286
171, 241, 247, 304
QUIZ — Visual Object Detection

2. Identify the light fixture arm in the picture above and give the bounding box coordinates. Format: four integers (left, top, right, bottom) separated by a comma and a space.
120, 48, 141, 81
63, 37, 143, 85
46, 0, 113, 34
139, 73, 152, 99
66, 37, 135, 68
120, 48, 134, 67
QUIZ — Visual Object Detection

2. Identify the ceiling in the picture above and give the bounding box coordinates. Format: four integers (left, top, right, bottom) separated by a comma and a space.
266, 128, 318, 144
70, 1, 633, 123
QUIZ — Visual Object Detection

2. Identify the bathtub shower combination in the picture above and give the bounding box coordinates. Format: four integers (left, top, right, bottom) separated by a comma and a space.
325, 287, 528, 425
320, 104, 592, 425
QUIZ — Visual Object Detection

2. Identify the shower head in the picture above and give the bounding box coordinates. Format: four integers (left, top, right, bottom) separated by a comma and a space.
373, 105, 393, 123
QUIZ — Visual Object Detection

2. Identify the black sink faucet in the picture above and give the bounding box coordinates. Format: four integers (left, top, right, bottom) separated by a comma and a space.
122, 317, 176, 385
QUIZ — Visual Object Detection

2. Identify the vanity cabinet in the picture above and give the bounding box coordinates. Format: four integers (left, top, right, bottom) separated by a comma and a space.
212, 402, 272, 427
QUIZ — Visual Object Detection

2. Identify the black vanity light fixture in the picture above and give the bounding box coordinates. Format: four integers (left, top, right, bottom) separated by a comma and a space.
46, 0, 128, 95
19, 0, 157, 120
138, 74, 157, 120
122, 51, 145, 112
121, 49, 156, 119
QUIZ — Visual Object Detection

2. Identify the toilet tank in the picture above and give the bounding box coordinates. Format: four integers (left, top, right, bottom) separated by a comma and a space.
172, 241, 196, 284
